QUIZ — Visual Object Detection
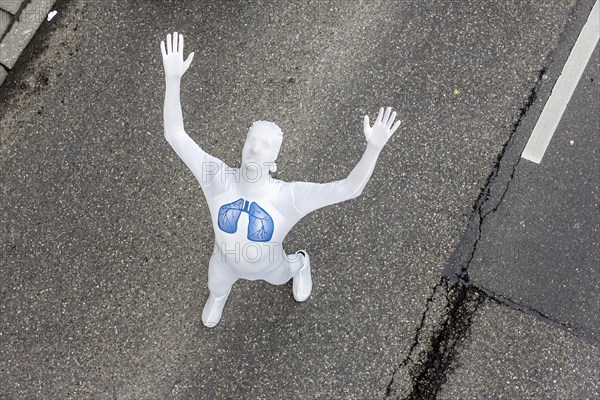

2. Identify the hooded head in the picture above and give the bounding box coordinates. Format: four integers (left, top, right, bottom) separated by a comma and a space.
241, 121, 283, 172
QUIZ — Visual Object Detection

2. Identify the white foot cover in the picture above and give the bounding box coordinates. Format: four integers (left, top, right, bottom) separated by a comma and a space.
202, 292, 229, 328
292, 251, 312, 302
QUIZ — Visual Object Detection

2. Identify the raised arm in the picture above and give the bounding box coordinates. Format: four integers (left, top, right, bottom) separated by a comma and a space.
161, 32, 194, 145
341, 107, 401, 196
292, 107, 400, 214
160, 32, 223, 188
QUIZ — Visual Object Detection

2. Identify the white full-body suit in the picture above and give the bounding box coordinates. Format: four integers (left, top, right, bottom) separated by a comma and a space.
169, 124, 360, 289
160, 33, 401, 327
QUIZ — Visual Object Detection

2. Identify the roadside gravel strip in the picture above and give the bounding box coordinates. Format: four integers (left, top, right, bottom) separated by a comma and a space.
0, 0, 57, 86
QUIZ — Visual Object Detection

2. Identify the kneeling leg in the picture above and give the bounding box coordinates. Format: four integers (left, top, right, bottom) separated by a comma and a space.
203, 256, 238, 327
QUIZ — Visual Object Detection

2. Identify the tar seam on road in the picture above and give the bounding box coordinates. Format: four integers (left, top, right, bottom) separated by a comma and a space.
382, 2, 599, 397
385, 69, 547, 398
521, 0, 599, 164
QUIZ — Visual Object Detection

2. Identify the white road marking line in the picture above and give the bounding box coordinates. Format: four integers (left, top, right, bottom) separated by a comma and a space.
522, 0, 599, 164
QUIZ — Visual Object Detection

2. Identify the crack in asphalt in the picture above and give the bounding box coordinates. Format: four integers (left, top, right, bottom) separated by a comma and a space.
457, 67, 546, 281
383, 68, 551, 399
383, 280, 484, 399
384, 279, 597, 400
403, 283, 484, 400
384, 278, 446, 398
477, 285, 599, 346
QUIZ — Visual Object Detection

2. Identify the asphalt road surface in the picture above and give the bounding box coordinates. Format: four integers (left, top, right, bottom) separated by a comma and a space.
1, 0, 598, 399
468, 44, 599, 342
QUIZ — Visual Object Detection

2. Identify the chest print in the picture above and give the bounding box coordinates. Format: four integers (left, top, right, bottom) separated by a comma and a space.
218, 198, 274, 242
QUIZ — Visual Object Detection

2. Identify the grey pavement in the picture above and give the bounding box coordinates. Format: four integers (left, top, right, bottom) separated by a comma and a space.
432, 2, 599, 398
1, 0, 598, 399
468, 43, 599, 342
438, 300, 600, 399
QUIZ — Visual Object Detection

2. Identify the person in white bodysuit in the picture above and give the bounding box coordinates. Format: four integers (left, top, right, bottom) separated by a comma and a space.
160, 33, 401, 327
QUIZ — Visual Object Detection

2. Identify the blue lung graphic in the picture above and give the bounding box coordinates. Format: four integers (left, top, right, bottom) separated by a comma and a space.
247, 202, 274, 242
217, 198, 274, 242
217, 198, 244, 234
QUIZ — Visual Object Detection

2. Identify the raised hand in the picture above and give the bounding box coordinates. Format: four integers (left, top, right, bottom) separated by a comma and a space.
363, 107, 401, 150
160, 32, 195, 80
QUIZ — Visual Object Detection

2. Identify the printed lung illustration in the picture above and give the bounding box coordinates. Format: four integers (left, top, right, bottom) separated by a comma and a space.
217, 198, 274, 242
218, 198, 244, 234
248, 202, 274, 242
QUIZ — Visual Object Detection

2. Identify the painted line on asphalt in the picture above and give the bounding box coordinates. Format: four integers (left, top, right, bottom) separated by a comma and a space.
522, 0, 599, 164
